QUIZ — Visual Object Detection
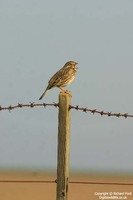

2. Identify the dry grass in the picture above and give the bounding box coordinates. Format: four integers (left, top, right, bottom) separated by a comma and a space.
0, 171, 133, 200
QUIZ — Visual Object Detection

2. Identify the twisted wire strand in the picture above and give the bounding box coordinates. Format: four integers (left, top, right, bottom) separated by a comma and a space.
0, 102, 132, 118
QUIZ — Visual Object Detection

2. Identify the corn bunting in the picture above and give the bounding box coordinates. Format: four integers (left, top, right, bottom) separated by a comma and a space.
39, 61, 78, 100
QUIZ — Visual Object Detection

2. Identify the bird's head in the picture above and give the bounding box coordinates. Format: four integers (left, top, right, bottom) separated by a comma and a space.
64, 61, 78, 71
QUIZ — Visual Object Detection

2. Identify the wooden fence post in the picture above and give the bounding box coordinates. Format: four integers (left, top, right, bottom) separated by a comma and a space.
56, 92, 71, 200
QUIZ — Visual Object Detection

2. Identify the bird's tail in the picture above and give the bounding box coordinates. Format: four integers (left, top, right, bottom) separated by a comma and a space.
39, 89, 49, 100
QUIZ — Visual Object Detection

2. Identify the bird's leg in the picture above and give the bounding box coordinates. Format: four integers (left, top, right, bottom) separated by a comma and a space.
59, 87, 72, 96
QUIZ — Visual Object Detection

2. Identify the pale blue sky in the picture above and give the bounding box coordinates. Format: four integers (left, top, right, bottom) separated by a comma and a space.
0, 0, 133, 174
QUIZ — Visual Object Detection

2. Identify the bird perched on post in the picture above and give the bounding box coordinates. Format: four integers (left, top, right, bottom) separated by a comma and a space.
39, 61, 78, 100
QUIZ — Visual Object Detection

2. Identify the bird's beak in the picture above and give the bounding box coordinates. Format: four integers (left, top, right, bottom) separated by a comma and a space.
75, 63, 78, 69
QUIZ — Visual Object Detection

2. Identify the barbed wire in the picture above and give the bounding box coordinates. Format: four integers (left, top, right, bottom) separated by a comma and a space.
69, 105, 133, 118
0, 179, 133, 185
0, 103, 58, 111
0, 102, 133, 118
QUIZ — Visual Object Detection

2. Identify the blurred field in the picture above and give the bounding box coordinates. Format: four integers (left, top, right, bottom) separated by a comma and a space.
0, 171, 133, 200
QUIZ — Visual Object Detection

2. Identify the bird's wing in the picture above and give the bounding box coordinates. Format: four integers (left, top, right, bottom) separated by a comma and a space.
47, 67, 65, 88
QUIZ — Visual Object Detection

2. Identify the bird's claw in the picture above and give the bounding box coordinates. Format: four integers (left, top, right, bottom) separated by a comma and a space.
61, 90, 72, 97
